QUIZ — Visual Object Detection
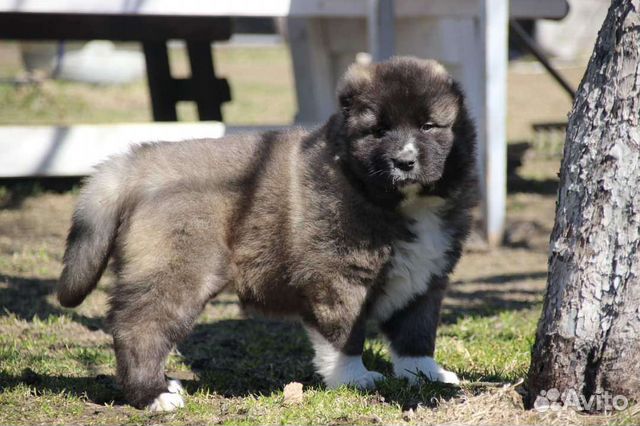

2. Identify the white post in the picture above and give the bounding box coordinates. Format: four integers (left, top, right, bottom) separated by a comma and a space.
367, 0, 395, 62
478, 0, 508, 246
287, 18, 337, 123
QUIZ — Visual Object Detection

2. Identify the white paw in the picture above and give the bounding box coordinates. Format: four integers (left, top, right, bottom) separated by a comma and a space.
147, 392, 185, 412
320, 354, 385, 390
306, 328, 385, 390
435, 368, 460, 385
349, 370, 385, 390
391, 354, 460, 385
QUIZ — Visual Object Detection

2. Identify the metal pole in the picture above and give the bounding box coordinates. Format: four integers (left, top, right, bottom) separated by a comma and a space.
509, 20, 576, 100
480, 0, 509, 246
367, 0, 395, 62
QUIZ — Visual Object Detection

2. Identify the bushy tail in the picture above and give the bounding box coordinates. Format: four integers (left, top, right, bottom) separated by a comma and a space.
58, 161, 127, 307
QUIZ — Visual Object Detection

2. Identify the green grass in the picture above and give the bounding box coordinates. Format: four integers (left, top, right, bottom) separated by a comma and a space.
0, 44, 295, 126
0, 299, 541, 425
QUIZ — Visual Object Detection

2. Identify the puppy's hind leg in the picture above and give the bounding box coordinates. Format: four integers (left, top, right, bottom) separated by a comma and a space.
109, 268, 227, 411
109, 193, 231, 410
112, 322, 183, 411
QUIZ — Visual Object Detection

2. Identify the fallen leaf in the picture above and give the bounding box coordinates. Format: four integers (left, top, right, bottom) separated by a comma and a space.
283, 382, 304, 405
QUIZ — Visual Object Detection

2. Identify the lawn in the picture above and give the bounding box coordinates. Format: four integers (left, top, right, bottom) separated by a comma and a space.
0, 42, 638, 425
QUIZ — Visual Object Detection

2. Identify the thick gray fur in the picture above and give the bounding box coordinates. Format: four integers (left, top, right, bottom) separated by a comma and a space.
58, 57, 477, 408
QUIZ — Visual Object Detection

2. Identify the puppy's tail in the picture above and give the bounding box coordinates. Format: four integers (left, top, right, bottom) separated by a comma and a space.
58, 158, 129, 308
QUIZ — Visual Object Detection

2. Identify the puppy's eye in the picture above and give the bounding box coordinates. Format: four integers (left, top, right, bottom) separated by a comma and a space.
420, 122, 437, 132
372, 126, 387, 138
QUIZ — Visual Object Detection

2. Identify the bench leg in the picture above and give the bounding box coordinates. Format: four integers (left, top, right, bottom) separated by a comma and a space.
143, 41, 178, 121
186, 41, 230, 121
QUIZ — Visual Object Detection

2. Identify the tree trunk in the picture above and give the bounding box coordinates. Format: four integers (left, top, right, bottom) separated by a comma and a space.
526, 0, 640, 413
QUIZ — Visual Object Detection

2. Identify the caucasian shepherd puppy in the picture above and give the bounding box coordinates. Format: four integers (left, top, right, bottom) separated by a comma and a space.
58, 57, 477, 411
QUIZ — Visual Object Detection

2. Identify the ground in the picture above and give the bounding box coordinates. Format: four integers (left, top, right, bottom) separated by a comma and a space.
0, 41, 638, 425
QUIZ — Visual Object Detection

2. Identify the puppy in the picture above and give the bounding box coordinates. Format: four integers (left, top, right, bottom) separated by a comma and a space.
58, 56, 477, 411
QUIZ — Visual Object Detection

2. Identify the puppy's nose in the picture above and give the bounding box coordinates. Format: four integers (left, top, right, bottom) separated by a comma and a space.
392, 157, 415, 171
392, 143, 418, 172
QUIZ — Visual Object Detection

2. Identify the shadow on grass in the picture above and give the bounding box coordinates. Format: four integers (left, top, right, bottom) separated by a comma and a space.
440, 271, 545, 324
0, 369, 123, 406
507, 176, 559, 195
179, 319, 317, 398
177, 317, 511, 409
0, 274, 103, 330
0, 270, 537, 409
457, 271, 547, 285
0, 341, 462, 412
0, 177, 81, 209
0, 318, 464, 411
505, 141, 559, 195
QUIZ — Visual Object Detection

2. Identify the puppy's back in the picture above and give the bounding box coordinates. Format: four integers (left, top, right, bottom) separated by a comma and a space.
58, 131, 301, 307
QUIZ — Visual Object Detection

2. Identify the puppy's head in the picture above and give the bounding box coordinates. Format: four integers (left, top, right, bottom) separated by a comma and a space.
336, 57, 473, 201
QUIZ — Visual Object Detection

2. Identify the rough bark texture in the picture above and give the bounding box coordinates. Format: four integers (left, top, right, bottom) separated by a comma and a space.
526, 0, 640, 411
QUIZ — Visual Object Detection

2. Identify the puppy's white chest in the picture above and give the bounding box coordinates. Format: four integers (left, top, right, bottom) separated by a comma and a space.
372, 196, 451, 321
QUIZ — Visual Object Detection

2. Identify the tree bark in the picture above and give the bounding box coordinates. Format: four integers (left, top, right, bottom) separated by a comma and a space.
526, 0, 640, 412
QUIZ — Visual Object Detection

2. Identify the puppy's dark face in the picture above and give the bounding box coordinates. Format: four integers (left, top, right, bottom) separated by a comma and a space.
337, 57, 465, 198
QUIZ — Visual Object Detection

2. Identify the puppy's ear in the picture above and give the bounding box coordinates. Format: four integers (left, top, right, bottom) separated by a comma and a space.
337, 63, 374, 113
419, 58, 454, 85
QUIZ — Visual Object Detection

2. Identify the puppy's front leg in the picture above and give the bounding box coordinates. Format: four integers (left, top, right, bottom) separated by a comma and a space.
306, 320, 384, 389
304, 285, 384, 389
380, 276, 460, 385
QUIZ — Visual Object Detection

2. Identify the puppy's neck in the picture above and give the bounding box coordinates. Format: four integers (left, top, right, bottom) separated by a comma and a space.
399, 183, 422, 203
399, 191, 446, 215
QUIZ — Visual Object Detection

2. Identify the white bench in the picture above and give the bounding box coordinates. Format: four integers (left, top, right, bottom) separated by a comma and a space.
0, 122, 302, 176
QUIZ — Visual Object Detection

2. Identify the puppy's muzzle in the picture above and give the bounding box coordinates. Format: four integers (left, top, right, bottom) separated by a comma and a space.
391, 143, 418, 172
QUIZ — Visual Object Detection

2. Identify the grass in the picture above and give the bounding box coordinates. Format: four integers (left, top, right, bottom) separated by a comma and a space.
0, 43, 638, 424
0, 286, 540, 425
0, 43, 295, 126
1, 281, 634, 425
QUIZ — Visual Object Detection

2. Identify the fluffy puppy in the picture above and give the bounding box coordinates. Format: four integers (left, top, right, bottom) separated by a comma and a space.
58, 56, 477, 411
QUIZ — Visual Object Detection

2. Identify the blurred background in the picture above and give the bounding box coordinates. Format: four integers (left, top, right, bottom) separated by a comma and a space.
0, 3, 604, 127
0, 0, 607, 247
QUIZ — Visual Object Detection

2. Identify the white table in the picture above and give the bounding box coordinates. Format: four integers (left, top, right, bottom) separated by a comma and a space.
0, 0, 569, 245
